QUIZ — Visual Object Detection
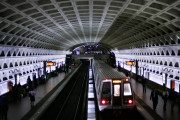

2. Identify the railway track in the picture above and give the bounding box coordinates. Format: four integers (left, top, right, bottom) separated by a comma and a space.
98, 108, 145, 120
38, 62, 89, 120
38, 61, 147, 120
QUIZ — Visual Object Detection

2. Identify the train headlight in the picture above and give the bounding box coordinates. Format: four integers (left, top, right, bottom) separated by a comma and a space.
128, 99, 133, 104
101, 100, 106, 105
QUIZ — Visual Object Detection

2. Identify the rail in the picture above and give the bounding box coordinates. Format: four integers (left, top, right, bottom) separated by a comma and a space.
37, 62, 89, 120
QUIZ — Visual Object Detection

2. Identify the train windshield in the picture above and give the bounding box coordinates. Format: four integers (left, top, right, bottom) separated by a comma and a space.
124, 83, 132, 96
102, 82, 111, 97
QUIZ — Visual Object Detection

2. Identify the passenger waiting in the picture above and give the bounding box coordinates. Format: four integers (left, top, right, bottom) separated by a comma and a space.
162, 88, 169, 111
169, 88, 177, 112
29, 88, 36, 108
150, 88, 158, 111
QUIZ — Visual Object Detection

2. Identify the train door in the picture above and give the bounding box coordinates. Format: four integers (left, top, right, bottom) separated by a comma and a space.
112, 80, 121, 106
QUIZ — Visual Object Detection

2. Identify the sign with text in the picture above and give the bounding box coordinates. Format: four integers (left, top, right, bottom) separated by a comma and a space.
126, 61, 135, 65
47, 62, 56, 66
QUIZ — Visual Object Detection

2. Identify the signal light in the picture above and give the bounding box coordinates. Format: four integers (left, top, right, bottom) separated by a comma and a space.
125, 78, 129, 81
128, 99, 133, 104
101, 100, 106, 105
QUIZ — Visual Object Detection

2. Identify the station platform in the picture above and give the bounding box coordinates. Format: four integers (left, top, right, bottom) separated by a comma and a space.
5, 69, 180, 120
7, 72, 65, 120
131, 77, 180, 120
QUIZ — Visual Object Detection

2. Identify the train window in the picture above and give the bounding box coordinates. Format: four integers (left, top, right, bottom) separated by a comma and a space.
114, 84, 120, 97
101, 82, 111, 96
124, 83, 132, 96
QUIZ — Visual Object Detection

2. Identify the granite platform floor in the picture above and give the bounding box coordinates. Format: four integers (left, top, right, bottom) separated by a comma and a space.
7, 72, 65, 120
131, 78, 180, 120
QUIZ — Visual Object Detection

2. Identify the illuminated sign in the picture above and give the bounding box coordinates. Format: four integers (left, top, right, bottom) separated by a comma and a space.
126, 61, 135, 65
46, 62, 56, 66
113, 80, 121, 84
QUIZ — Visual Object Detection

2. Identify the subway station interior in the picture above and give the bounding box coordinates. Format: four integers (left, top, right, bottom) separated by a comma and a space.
0, 0, 180, 120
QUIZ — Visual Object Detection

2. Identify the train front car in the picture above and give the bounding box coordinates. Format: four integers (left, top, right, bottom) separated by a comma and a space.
92, 60, 135, 113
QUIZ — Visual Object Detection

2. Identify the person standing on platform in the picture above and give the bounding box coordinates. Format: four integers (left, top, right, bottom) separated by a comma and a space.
33, 75, 38, 88
169, 88, 177, 112
150, 88, 158, 111
0, 96, 8, 120
29, 88, 36, 108
177, 92, 180, 112
142, 77, 146, 93
162, 88, 169, 111
125, 72, 129, 77
27, 76, 32, 90
64, 69, 67, 74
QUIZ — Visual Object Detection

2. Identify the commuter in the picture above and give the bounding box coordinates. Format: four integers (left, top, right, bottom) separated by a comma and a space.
8, 82, 13, 101
125, 72, 129, 77
178, 92, 180, 112
24, 84, 29, 96
29, 88, 36, 107
162, 88, 169, 111
142, 77, 146, 93
169, 88, 177, 112
40, 75, 46, 84
12, 85, 18, 102
118, 64, 121, 71
27, 76, 32, 90
64, 68, 67, 74
0, 96, 8, 120
33, 75, 38, 88
0, 102, 2, 120
0, 96, 3, 120
150, 88, 158, 111
21, 86, 27, 97
17, 83, 23, 99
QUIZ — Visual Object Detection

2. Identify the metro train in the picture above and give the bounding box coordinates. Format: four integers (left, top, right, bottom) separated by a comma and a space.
92, 60, 135, 112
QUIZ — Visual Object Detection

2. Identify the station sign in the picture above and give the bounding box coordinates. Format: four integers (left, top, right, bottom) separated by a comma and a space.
126, 61, 135, 65
46, 62, 56, 66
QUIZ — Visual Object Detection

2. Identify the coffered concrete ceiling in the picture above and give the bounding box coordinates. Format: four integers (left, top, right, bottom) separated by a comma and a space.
0, 0, 179, 50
